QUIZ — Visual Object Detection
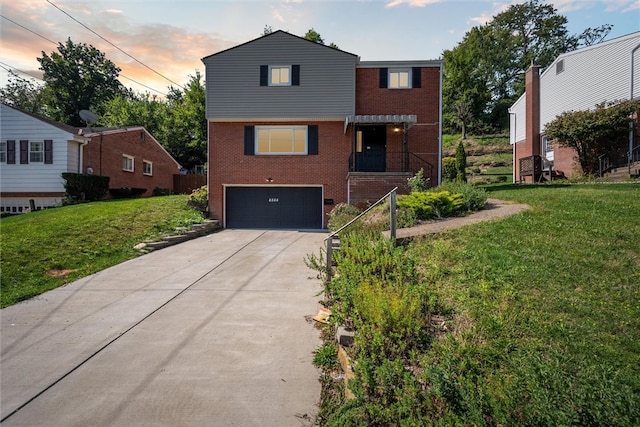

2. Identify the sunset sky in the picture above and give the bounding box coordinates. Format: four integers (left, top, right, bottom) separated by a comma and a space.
1, 0, 638, 96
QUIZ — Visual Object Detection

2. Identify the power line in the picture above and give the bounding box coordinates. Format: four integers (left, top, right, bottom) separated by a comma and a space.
0, 15, 168, 96
46, 0, 184, 89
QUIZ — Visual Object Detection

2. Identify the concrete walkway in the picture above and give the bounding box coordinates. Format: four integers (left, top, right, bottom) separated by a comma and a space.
1, 230, 326, 426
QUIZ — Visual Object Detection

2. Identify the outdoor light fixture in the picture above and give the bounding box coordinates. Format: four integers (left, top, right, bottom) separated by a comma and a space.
393, 125, 401, 132
266, 177, 273, 183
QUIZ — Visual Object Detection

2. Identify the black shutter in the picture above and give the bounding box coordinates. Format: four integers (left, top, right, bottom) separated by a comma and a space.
412, 67, 421, 88
379, 68, 388, 88
244, 126, 255, 155
292, 65, 300, 86
20, 140, 28, 164
44, 139, 53, 164
308, 125, 318, 155
260, 65, 268, 86
7, 140, 15, 164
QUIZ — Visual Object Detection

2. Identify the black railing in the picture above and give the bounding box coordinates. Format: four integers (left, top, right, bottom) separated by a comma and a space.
349, 151, 435, 179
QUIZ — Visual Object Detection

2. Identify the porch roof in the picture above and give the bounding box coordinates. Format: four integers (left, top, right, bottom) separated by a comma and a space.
344, 114, 417, 134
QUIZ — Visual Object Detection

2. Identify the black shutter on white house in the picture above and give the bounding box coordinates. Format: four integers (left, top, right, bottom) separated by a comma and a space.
412, 67, 421, 88
379, 68, 388, 88
292, 65, 300, 86
44, 139, 53, 164
6, 140, 15, 164
244, 126, 255, 155
260, 66, 268, 86
308, 125, 318, 155
20, 140, 28, 164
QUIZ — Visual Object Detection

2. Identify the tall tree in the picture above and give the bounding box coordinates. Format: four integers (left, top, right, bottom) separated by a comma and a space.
37, 38, 124, 126
0, 71, 46, 115
101, 90, 168, 138
303, 28, 339, 49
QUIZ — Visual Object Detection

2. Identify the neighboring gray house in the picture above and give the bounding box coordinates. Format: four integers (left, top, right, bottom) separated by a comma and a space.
0, 103, 89, 213
510, 31, 640, 181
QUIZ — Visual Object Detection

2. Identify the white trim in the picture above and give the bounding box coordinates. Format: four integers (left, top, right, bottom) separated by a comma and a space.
122, 154, 134, 172
143, 159, 153, 176
255, 125, 308, 155
269, 65, 292, 86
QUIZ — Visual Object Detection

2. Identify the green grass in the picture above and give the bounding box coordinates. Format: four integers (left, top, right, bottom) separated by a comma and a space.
0, 196, 205, 307
409, 184, 640, 424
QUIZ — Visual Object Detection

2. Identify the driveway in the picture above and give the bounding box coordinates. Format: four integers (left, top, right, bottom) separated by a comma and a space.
1, 230, 326, 426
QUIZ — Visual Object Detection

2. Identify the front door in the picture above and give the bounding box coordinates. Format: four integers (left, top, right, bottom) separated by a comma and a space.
356, 126, 386, 172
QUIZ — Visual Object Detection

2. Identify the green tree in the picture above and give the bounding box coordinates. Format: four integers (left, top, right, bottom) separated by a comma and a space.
455, 141, 467, 182
37, 38, 124, 126
543, 100, 639, 176
303, 28, 339, 49
101, 90, 168, 139
453, 98, 474, 140
261, 25, 273, 36
0, 71, 46, 115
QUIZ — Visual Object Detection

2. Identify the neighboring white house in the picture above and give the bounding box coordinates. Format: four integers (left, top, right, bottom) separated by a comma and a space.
0, 103, 89, 213
510, 31, 640, 181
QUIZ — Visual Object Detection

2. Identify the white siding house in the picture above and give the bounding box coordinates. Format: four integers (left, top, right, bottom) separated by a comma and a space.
0, 104, 88, 213
510, 32, 640, 180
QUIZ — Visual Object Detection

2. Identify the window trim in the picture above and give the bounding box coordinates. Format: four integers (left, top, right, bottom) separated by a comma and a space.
122, 154, 135, 172
388, 68, 412, 89
255, 125, 308, 155
143, 160, 153, 176
29, 141, 44, 163
556, 59, 564, 75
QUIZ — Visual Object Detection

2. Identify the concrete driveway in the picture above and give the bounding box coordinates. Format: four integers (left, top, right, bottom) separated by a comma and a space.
1, 229, 326, 426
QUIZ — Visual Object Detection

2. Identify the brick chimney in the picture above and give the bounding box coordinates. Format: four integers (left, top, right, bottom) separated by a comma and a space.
525, 63, 541, 157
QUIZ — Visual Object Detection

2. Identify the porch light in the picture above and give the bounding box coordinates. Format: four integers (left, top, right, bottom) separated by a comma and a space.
393, 125, 401, 132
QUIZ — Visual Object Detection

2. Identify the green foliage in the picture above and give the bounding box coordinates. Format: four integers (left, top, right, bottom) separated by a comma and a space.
108, 188, 147, 199
543, 99, 640, 175
313, 342, 340, 370
37, 38, 124, 126
407, 168, 430, 192
327, 203, 361, 232
455, 141, 467, 182
187, 185, 208, 213
397, 191, 464, 220
441, 157, 457, 181
0, 71, 46, 115
152, 187, 172, 196
435, 181, 488, 212
61, 173, 109, 203
0, 196, 206, 307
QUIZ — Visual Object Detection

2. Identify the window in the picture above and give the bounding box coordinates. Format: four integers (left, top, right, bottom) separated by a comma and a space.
0, 142, 6, 163
30, 141, 44, 163
143, 160, 153, 176
556, 59, 564, 74
256, 126, 307, 154
122, 154, 134, 172
389, 69, 411, 89
270, 66, 291, 86
542, 135, 554, 161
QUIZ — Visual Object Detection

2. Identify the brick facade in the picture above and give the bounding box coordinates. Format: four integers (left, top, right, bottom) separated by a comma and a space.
83, 128, 180, 197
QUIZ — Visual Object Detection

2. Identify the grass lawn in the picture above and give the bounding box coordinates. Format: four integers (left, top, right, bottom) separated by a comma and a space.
0, 196, 205, 308
409, 183, 640, 424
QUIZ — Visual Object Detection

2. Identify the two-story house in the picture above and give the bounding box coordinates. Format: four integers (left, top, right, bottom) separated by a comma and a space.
202, 30, 442, 229
510, 31, 640, 182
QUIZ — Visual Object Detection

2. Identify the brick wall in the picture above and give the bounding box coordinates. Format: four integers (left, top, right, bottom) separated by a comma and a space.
355, 67, 441, 184
208, 121, 351, 225
83, 129, 180, 197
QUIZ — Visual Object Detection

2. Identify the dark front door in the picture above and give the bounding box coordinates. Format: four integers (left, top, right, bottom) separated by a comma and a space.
226, 187, 322, 229
356, 126, 386, 172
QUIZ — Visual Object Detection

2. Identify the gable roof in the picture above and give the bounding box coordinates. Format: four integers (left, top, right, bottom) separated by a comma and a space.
201, 29, 359, 62
1, 103, 83, 135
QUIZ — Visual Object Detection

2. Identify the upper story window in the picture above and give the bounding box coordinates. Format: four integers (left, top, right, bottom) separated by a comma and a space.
122, 154, 134, 172
389, 69, 411, 89
0, 142, 6, 163
556, 59, 564, 75
30, 141, 44, 163
256, 126, 307, 154
260, 65, 300, 86
143, 160, 153, 176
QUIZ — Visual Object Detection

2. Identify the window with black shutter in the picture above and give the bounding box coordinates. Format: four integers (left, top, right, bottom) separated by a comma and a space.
379, 68, 388, 88
244, 126, 255, 155
6, 140, 15, 164
44, 139, 53, 164
308, 125, 318, 155
412, 67, 422, 88
20, 140, 28, 164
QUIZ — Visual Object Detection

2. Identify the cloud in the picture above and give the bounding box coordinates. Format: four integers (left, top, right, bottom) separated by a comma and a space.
385, 0, 441, 8
602, 0, 640, 12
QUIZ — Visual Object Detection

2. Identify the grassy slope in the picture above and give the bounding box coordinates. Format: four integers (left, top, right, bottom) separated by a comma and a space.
410, 184, 639, 423
0, 196, 205, 307
443, 133, 512, 183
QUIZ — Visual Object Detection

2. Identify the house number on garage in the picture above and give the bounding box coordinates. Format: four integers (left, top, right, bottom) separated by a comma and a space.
268, 197, 279, 203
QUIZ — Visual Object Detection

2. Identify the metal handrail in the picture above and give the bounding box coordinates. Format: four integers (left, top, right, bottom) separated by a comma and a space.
599, 153, 611, 178
629, 145, 640, 174
324, 187, 398, 274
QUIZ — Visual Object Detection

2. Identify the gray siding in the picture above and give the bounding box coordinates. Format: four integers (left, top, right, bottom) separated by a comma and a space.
203, 31, 358, 120
539, 32, 640, 127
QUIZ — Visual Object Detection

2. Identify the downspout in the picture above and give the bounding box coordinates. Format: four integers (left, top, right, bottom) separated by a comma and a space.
438, 62, 443, 184
630, 42, 640, 171
509, 111, 516, 183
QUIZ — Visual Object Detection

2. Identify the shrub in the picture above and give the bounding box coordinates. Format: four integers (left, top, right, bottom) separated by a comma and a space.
152, 187, 172, 196
442, 157, 457, 181
455, 140, 467, 182
407, 168, 430, 192
435, 181, 488, 212
61, 173, 109, 203
108, 188, 146, 199
397, 191, 464, 220
187, 185, 208, 213
328, 203, 361, 232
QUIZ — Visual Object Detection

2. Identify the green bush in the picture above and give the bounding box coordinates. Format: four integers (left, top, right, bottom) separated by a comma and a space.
435, 181, 488, 212
328, 203, 361, 232
397, 191, 464, 220
407, 168, 430, 192
152, 187, 172, 196
61, 173, 109, 203
187, 185, 208, 213
442, 157, 457, 181
313, 342, 340, 371
108, 188, 147, 199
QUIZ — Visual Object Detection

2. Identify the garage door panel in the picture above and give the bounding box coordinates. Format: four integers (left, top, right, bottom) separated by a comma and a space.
226, 187, 322, 229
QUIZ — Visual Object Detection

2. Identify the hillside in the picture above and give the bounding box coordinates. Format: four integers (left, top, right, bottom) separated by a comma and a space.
442, 133, 512, 184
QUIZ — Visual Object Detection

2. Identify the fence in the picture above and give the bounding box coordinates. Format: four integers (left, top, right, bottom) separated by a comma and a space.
173, 174, 206, 194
